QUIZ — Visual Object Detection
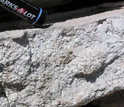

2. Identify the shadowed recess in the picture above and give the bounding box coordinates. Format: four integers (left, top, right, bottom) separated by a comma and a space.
80, 89, 124, 107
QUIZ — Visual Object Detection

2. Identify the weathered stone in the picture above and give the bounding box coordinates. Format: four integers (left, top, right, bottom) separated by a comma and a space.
0, 2, 124, 107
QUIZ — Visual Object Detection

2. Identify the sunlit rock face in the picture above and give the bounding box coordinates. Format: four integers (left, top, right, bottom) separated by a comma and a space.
0, 1, 124, 107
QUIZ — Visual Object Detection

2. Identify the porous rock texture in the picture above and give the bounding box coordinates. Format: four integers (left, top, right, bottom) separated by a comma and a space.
1, 5, 124, 107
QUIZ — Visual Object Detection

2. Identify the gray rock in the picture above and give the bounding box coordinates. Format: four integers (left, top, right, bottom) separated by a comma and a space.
1, 5, 124, 107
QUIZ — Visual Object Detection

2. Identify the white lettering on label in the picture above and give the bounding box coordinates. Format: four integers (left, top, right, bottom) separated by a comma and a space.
0, 0, 36, 20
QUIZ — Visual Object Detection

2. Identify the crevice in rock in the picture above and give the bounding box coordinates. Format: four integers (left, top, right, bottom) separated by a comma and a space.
80, 89, 124, 107
73, 55, 120, 83
0, 84, 10, 107
0, 84, 6, 97
3, 82, 26, 92
0, 63, 4, 72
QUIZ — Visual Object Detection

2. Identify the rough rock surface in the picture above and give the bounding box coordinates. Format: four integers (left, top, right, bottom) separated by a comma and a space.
1, 4, 124, 107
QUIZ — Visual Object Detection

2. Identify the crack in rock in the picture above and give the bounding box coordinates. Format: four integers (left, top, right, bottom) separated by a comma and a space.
73, 55, 120, 83
0, 64, 4, 72
0, 84, 10, 107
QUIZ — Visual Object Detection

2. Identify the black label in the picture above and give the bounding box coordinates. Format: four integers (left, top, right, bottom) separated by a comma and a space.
0, 0, 41, 23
